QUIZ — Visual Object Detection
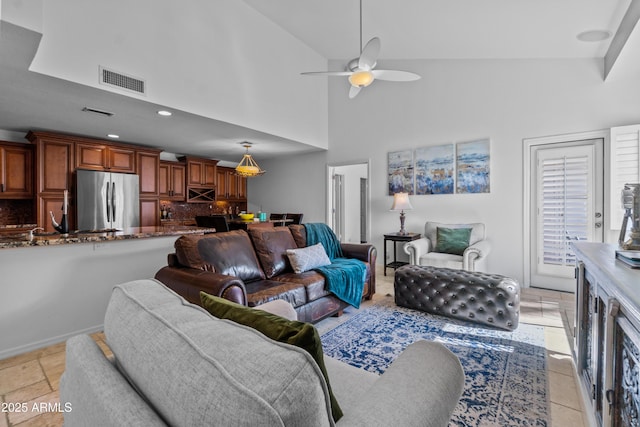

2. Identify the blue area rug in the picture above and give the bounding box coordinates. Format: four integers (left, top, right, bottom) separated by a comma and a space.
321, 298, 549, 426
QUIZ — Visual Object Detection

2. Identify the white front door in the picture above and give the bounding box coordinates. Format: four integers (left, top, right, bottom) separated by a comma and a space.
530, 139, 604, 292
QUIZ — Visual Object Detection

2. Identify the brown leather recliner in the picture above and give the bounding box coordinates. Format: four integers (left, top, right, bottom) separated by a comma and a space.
155, 225, 376, 323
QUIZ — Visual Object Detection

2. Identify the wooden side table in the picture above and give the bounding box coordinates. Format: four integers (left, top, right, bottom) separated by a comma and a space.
383, 232, 421, 276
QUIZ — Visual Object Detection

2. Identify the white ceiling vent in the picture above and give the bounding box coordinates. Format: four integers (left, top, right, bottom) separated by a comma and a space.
99, 66, 146, 95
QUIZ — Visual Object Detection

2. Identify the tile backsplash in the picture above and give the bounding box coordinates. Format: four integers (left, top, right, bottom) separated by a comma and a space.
159, 200, 247, 221
0, 200, 35, 225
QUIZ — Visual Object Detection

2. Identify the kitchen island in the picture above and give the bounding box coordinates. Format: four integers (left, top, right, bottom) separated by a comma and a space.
0, 225, 212, 359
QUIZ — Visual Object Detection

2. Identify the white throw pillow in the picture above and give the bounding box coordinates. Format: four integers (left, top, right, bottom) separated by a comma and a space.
286, 243, 332, 274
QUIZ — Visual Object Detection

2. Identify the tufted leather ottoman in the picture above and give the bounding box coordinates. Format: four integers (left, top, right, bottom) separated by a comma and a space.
394, 265, 520, 330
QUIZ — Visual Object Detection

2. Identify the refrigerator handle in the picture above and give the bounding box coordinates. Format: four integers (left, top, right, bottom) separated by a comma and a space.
112, 182, 116, 222
106, 182, 111, 222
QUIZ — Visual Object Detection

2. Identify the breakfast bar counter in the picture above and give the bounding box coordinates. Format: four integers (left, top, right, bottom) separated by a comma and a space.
0, 225, 214, 249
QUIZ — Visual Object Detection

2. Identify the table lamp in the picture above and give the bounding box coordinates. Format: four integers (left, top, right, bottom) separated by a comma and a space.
390, 192, 413, 235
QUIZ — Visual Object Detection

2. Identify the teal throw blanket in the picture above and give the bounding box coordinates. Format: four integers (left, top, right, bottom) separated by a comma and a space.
304, 223, 367, 309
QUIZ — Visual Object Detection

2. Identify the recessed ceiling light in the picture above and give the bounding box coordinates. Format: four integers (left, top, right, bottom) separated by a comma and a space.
157, 110, 172, 116
107, 134, 120, 139
577, 30, 612, 42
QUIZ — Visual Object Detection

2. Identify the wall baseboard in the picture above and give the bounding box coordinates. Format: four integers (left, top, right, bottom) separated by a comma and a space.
0, 324, 104, 360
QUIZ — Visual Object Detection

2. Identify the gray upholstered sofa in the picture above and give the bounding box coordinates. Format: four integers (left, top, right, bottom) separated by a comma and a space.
60, 279, 464, 427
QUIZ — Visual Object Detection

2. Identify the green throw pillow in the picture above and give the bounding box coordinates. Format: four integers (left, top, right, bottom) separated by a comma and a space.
199, 292, 343, 422
435, 227, 472, 256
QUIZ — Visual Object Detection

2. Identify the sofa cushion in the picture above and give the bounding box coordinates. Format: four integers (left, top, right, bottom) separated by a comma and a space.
174, 235, 213, 271
435, 227, 472, 256
197, 230, 266, 282
199, 292, 343, 422
248, 227, 297, 278
288, 224, 307, 248
286, 243, 332, 274
273, 271, 330, 302
244, 279, 307, 308
104, 279, 334, 427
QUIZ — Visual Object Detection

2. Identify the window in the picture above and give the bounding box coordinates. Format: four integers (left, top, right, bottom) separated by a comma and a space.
610, 125, 640, 229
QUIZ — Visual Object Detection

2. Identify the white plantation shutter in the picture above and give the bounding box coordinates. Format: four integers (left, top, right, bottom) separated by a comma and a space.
611, 125, 640, 229
537, 145, 594, 277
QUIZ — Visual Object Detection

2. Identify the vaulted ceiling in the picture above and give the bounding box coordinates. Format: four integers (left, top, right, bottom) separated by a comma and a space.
0, 0, 637, 162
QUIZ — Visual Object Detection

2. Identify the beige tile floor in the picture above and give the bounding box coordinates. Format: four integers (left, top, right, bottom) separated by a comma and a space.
0, 265, 588, 426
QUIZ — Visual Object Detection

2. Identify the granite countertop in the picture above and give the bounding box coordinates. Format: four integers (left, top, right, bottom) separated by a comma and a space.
0, 226, 214, 249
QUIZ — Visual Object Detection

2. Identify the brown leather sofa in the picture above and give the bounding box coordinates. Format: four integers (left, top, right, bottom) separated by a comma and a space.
155, 225, 377, 323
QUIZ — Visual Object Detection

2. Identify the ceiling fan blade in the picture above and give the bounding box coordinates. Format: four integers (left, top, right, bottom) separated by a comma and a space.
358, 37, 380, 70
301, 71, 353, 77
372, 69, 421, 82
349, 85, 362, 99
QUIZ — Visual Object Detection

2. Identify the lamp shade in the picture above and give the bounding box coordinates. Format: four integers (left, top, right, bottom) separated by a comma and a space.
390, 192, 413, 211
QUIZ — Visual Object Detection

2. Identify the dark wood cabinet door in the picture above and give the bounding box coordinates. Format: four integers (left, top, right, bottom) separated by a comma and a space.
158, 163, 170, 197
216, 168, 228, 199
76, 143, 107, 171
38, 138, 73, 194
39, 194, 74, 232
187, 160, 204, 186
137, 151, 159, 197
0, 144, 33, 198
203, 162, 216, 186
140, 198, 159, 227
107, 147, 136, 173
170, 164, 186, 200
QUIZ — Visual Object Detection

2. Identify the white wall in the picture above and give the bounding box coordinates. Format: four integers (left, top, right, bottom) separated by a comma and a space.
251, 58, 640, 283
0, 237, 179, 358
18, 0, 328, 149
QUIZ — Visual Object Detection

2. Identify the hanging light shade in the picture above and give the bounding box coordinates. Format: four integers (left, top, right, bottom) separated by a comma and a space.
235, 143, 265, 177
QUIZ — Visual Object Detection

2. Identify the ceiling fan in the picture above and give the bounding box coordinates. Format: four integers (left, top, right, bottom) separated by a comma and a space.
301, 0, 421, 99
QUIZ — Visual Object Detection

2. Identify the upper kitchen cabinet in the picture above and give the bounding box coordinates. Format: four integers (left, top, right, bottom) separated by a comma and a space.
0, 141, 33, 199
76, 142, 136, 173
27, 132, 74, 195
159, 161, 186, 201
181, 156, 218, 203
184, 157, 217, 187
136, 150, 160, 198
216, 166, 246, 202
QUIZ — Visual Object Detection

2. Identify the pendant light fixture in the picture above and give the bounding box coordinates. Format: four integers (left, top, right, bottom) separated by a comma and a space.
234, 142, 265, 177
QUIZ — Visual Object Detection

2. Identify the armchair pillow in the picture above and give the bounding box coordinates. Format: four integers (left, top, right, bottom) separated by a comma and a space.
435, 227, 472, 256
199, 292, 343, 422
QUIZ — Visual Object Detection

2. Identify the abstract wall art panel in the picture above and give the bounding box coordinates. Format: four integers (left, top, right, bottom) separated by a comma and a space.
456, 139, 490, 194
388, 150, 414, 195
415, 144, 454, 195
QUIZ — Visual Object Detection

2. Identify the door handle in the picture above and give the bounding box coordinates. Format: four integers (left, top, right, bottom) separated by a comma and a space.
595, 222, 602, 228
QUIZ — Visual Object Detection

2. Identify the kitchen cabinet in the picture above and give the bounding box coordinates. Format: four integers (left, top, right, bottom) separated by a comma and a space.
573, 242, 640, 427
140, 198, 160, 227
184, 157, 217, 187
159, 161, 186, 201
76, 142, 135, 173
137, 150, 160, 198
28, 132, 75, 230
180, 156, 217, 203
0, 142, 33, 199
216, 166, 246, 201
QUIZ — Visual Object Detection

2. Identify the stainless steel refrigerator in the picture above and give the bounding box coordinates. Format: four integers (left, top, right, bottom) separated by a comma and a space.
76, 169, 140, 231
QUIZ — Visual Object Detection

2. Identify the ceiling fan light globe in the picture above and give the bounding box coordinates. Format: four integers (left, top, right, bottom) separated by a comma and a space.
349, 70, 374, 87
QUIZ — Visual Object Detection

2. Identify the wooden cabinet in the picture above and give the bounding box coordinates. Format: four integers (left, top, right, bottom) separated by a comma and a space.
28, 132, 75, 230
216, 166, 247, 201
159, 161, 186, 201
184, 157, 217, 187
76, 142, 135, 173
180, 156, 218, 203
139, 198, 160, 227
573, 243, 640, 427
137, 150, 160, 198
0, 142, 33, 199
